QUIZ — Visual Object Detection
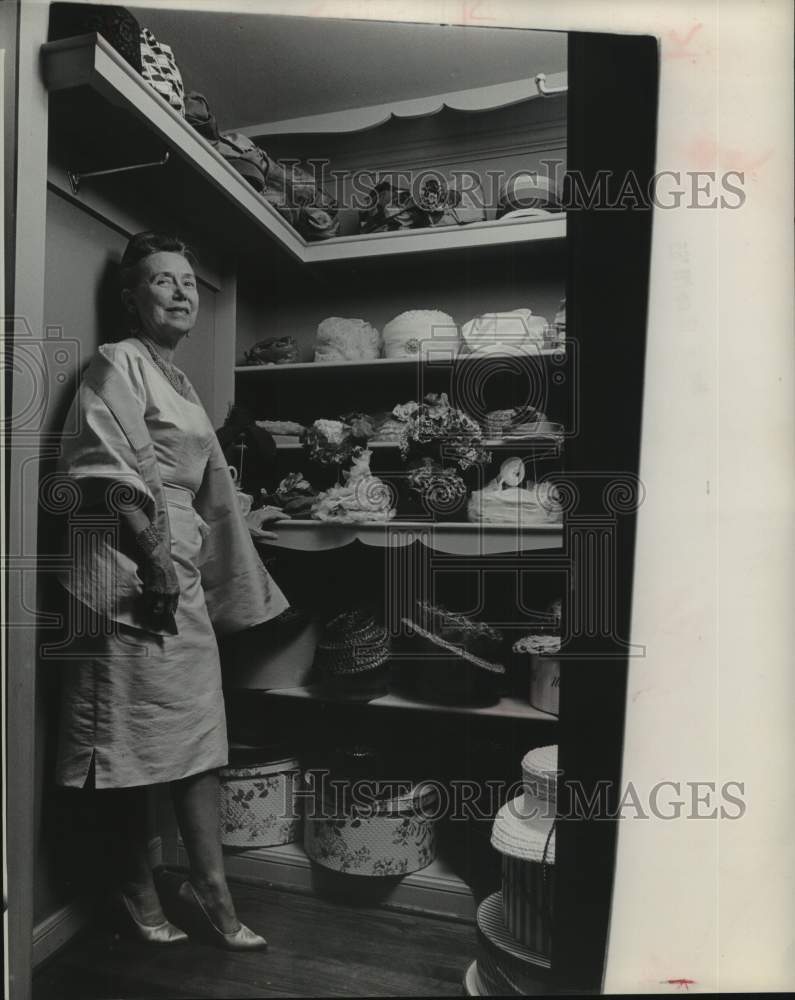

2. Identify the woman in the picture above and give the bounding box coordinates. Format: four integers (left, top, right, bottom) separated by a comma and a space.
55, 232, 287, 949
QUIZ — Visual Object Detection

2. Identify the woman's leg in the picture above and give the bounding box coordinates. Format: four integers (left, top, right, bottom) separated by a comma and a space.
170, 770, 239, 933
103, 785, 164, 924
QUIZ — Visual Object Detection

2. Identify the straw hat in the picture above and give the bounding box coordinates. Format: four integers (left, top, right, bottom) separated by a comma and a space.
314, 610, 390, 676
521, 744, 559, 807
491, 793, 556, 864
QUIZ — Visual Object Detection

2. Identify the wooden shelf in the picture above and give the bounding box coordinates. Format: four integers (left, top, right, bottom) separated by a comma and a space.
235, 348, 564, 374
42, 34, 306, 260
260, 685, 558, 721
42, 35, 566, 264
259, 519, 562, 554
303, 214, 566, 263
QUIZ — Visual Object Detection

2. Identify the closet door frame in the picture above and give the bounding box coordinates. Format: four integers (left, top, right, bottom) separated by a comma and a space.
5, 3, 52, 999
553, 31, 659, 992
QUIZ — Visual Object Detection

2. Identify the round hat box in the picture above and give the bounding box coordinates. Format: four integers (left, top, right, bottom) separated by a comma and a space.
477, 891, 553, 993
491, 794, 556, 956
220, 748, 302, 848
530, 654, 560, 715
477, 892, 583, 995
501, 854, 556, 958
304, 782, 438, 877
513, 635, 560, 715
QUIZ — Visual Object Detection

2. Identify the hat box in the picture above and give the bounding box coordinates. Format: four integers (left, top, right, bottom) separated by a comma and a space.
477, 892, 553, 995
220, 747, 302, 848
513, 634, 561, 715
491, 793, 556, 956
304, 781, 438, 877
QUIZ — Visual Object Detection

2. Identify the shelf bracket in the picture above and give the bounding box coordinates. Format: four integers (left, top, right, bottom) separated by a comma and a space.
67, 151, 171, 195
535, 73, 568, 97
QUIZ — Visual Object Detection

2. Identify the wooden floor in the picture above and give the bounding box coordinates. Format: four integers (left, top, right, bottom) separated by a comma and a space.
33, 883, 477, 999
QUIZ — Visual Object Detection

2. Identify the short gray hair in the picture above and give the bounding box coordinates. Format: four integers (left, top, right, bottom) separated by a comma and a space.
119, 231, 198, 289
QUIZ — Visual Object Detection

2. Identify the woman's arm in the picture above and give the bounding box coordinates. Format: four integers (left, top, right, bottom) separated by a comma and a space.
121, 505, 180, 622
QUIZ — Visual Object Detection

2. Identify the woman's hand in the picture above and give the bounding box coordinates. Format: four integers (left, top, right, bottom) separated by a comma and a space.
245, 505, 288, 543
140, 543, 180, 621
132, 523, 179, 622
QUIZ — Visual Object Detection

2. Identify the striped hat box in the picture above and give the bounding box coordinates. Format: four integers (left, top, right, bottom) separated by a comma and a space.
491, 793, 556, 954
477, 892, 556, 996
477, 946, 524, 995
502, 854, 555, 957
478, 947, 553, 997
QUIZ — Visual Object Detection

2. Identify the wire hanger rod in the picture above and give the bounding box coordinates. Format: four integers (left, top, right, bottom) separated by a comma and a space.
67, 151, 171, 195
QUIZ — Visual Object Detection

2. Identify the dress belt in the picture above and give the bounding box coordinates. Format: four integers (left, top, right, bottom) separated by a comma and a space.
162, 483, 196, 508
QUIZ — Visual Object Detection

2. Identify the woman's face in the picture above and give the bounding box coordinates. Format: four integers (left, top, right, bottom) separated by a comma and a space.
124, 251, 199, 345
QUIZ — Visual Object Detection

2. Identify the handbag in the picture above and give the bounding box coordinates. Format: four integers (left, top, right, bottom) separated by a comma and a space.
139, 27, 186, 116
216, 131, 270, 191
266, 160, 340, 240
185, 91, 220, 142
214, 133, 339, 239
49, 3, 142, 72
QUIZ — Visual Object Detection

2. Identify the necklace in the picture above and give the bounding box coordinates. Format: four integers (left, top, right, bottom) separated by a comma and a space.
136, 336, 193, 400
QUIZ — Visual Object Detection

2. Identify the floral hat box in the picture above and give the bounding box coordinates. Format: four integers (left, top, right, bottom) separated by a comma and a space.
304, 782, 439, 877
220, 749, 302, 849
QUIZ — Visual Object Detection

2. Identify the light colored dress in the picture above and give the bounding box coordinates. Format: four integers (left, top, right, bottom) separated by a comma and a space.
55, 338, 284, 789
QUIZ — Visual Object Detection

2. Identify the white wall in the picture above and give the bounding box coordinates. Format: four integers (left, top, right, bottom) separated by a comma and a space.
133, 6, 566, 129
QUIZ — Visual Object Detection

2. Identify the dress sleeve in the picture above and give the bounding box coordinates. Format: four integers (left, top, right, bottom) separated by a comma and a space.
53, 344, 178, 636
57, 344, 156, 515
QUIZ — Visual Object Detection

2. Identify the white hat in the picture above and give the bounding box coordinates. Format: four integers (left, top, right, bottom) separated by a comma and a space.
491, 793, 556, 864
521, 744, 559, 807
461, 309, 548, 356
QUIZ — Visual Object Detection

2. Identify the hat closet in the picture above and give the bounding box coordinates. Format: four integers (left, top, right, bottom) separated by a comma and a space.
220, 47, 570, 988
18, 12, 656, 996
